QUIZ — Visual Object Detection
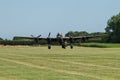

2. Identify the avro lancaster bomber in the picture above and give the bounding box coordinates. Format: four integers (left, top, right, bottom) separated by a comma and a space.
13, 32, 100, 49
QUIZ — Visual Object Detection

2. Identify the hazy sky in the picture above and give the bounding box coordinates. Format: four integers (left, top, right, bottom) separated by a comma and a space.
0, 0, 120, 39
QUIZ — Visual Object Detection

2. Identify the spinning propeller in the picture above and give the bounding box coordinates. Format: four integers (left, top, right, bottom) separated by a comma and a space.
30, 34, 41, 44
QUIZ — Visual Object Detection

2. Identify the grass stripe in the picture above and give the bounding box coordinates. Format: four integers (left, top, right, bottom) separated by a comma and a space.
49, 59, 120, 70
0, 76, 26, 80
5, 53, 120, 70
0, 57, 116, 80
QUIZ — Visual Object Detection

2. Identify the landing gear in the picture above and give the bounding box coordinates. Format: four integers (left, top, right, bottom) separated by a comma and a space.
69, 37, 74, 49
48, 45, 51, 49
47, 33, 52, 49
62, 44, 66, 49
70, 44, 73, 49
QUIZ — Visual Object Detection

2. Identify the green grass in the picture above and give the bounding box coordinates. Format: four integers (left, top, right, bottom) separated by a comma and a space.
80, 43, 120, 48
0, 45, 120, 80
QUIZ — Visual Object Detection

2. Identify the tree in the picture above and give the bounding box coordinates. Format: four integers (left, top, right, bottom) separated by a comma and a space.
65, 31, 75, 37
105, 13, 120, 43
65, 31, 88, 37
0, 37, 3, 40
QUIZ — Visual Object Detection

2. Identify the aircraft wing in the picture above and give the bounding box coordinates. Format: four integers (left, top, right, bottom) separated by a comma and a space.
60, 35, 101, 42
46, 35, 100, 40
13, 36, 48, 40
72, 35, 101, 40
13, 36, 34, 40
13, 35, 100, 41
13, 36, 62, 41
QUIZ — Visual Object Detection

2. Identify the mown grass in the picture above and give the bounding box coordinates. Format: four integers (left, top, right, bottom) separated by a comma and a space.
0, 46, 120, 80
80, 43, 120, 48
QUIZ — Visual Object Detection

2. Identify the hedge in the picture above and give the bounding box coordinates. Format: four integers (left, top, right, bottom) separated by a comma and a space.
0, 40, 47, 45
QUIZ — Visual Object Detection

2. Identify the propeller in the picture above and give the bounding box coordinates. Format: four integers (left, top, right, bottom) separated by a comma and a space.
30, 34, 41, 44
37, 35, 41, 38
30, 35, 41, 38
48, 32, 51, 38
30, 35, 35, 38
47, 32, 51, 49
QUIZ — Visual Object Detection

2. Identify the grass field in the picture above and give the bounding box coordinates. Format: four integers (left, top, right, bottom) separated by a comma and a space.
80, 43, 120, 48
0, 45, 120, 80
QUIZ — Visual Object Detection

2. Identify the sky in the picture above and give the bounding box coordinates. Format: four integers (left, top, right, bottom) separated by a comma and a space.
0, 0, 120, 39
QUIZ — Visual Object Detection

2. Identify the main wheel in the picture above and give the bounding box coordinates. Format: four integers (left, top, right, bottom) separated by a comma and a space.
48, 45, 51, 49
70, 44, 73, 49
62, 44, 66, 49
